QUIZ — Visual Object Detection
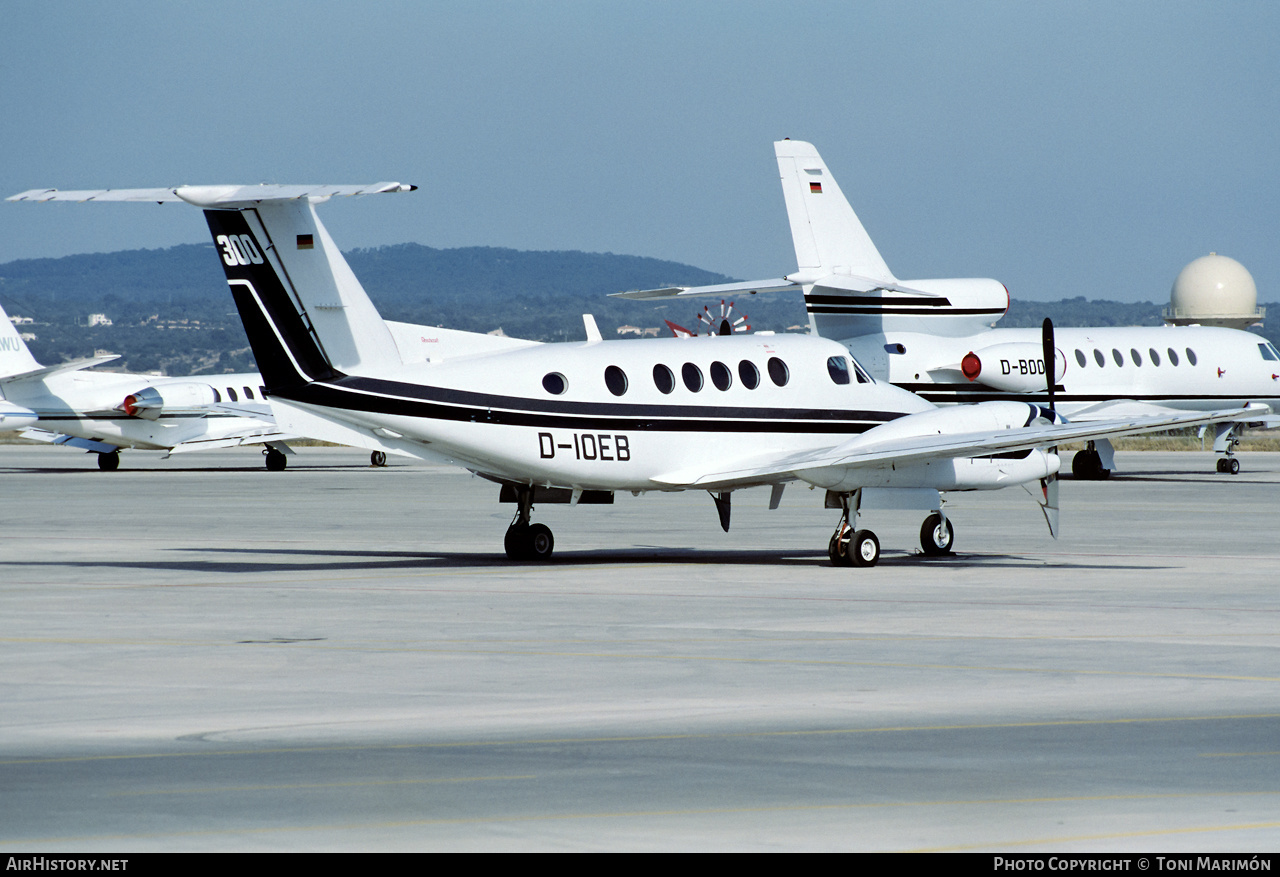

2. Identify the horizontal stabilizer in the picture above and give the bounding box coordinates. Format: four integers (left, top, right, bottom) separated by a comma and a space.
8, 183, 416, 208
0, 354, 120, 386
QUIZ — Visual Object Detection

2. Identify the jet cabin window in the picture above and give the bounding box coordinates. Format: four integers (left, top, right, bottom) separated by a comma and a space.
1186, 348, 1198, 366
1075, 350, 1087, 368
1112, 349, 1124, 367
1149, 348, 1161, 366
1168, 348, 1180, 366
604, 366, 628, 397
1093, 349, 1105, 367
653, 364, 675, 394
244, 386, 254, 400
767, 357, 790, 387
682, 362, 703, 392
710, 361, 732, 391
542, 372, 567, 395
227, 387, 238, 401
738, 360, 761, 389
1260, 342, 1280, 361
1131, 348, 1143, 366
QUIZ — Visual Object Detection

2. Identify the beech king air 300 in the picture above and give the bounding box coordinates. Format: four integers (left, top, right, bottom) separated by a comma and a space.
0, 299, 295, 469
9, 183, 1261, 566
616, 140, 1280, 479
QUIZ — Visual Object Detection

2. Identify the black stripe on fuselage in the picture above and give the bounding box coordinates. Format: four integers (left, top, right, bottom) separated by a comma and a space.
897, 383, 1277, 406
279, 375, 906, 434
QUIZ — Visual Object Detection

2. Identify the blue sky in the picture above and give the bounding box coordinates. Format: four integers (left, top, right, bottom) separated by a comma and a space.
2, 1, 1276, 303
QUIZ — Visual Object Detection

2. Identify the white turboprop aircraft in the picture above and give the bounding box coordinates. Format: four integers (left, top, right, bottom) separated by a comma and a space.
616, 140, 1280, 479
0, 299, 295, 469
8, 183, 1261, 565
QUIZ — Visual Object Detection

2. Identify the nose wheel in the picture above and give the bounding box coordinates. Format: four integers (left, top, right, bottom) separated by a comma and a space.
919, 512, 954, 556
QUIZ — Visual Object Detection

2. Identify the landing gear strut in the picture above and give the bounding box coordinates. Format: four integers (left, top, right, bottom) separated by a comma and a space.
264, 447, 287, 471
1215, 423, 1242, 474
504, 485, 555, 561
827, 491, 879, 567
1071, 442, 1110, 480
97, 451, 120, 471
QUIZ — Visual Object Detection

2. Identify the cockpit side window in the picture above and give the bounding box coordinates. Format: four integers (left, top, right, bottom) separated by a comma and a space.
1260, 342, 1280, 362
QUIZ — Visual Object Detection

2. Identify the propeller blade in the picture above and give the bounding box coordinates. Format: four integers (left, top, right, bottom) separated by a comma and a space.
1041, 317, 1056, 416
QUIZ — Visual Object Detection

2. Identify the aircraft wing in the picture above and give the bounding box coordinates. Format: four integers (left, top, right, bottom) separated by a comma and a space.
1065, 399, 1280, 427
653, 405, 1265, 489
611, 278, 799, 301
19, 429, 119, 453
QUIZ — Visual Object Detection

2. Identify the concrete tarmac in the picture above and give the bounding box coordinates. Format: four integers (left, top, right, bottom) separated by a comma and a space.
1, 445, 1277, 851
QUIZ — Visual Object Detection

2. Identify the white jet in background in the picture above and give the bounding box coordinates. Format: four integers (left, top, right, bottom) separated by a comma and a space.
8, 182, 1260, 565
0, 299, 295, 470
615, 140, 1280, 478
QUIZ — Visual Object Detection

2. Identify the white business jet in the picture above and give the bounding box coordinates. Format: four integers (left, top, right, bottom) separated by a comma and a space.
8, 183, 1257, 565
0, 298, 294, 469
616, 140, 1280, 479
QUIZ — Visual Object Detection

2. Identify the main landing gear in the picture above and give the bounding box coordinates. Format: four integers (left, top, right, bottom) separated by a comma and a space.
370, 451, 387, 467
827, 492, 956, 568
1216, 456, 1240, 474
1215, 422, 1242, 474
827, 492, 880, 567
97, 450, 120, 471
1071, 443, 1110, 480
504, 485, 555, 561
263, 447, 287, 471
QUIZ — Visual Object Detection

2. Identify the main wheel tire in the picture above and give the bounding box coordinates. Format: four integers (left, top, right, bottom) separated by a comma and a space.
828, 528, 853, 567
264, 449, 287, 471
97, 452, 119, 471
370, 451, 387, 467
504, 523, 530, 560
1216, 458, 1227, 473
851, 530, 880, 567
1228, 457, 1240, 475
526, 523, 554, 561
919, 513, 954, 556
1071, 449, 1110, 480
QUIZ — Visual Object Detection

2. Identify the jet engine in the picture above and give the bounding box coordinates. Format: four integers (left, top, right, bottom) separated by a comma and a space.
120, 383, 220, 420
959, 343, 1066, 393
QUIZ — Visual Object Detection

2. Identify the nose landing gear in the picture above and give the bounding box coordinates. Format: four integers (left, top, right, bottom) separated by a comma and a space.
503, 485, 555, 561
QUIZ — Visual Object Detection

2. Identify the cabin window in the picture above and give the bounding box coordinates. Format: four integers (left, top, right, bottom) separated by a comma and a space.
1093, 349, 1105, 367
1167, 347, 1180, 366
1075, 350, 1087, 368
827, 356, 851, 385
1149, 348, 1161, 366
1260, 343, 1280, 362
767, 357, 790, 387
1112, 349, 1124, 367
1186, 348, 1197, 366
604, 365, 628, 396
227, 387, 238, 401
653, 364, 675, 394
211, 387, 221, 403
1131, 348, 1142, 366
738, 360, 761, 389
682, 362, 703, 392
710, 361, 732, 391
542, 372, 567, 395
244, 387, 254, 400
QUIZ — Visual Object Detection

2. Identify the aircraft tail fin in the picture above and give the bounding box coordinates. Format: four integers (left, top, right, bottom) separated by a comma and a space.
775, 139, 894, 281
0, 299, 42, 380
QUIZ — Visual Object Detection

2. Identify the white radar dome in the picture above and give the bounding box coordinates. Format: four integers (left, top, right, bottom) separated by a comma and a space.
1164, 253, 1263, 329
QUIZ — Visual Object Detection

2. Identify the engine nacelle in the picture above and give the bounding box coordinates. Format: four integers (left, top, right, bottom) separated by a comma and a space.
120, 382, 220, 420
960, 342, 1066, 392
0, 401, 39, 432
